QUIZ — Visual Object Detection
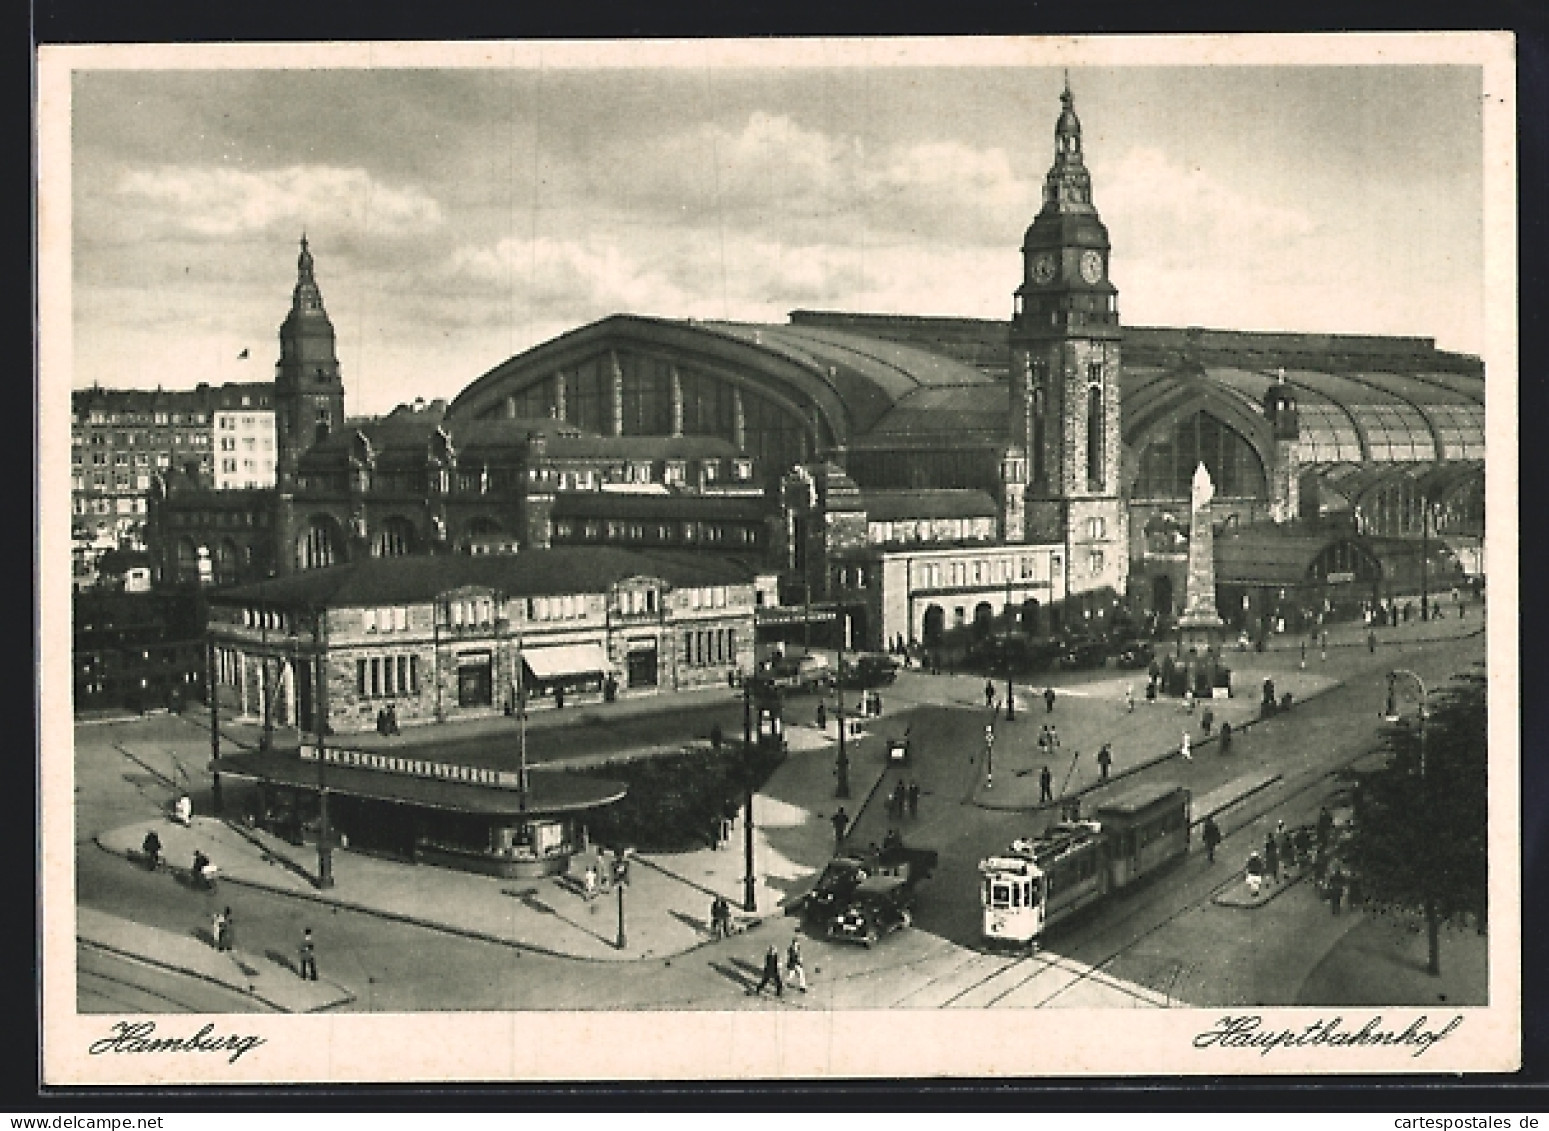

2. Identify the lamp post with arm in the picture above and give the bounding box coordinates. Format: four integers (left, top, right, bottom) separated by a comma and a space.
1384, 667, 1436, 975
741, 677, 757, 913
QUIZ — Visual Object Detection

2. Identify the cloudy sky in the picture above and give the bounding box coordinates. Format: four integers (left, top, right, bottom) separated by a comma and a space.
62, 44, 1487, 417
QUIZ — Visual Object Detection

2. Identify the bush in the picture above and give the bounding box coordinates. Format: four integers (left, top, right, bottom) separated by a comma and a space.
574, 741, 786, 853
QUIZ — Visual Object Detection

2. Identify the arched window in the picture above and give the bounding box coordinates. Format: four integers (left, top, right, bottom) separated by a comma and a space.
1135, 410, 1267, 500
297, 517, 341, 571
373, 517, 418, 558
1086, 374, 1104, 490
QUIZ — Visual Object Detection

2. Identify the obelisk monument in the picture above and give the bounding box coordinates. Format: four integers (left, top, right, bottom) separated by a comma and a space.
1177, 461, 1226, 653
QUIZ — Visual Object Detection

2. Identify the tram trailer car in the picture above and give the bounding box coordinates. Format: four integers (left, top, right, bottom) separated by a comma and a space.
979, 783, 1191, 948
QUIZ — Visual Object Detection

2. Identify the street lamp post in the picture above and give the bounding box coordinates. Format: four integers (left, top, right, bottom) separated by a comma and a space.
1005, 576, 1016, 721
741, 681, 757, 913
1385, 667, 1437, 975
259, 574, 273, 751
984, 723, 995, 790
835, 610, 850, 799
206, 635, 223, 815
312, 605, 334, 889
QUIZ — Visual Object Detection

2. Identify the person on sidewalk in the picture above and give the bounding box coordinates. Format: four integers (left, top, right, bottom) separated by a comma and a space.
1265, 832, 1280, 883
786, 938, 808, 993
298, 929, 318, 981
750, 943, 783, 997
1202, 816, 1222, 863
1039, 765, 1053, 804
1368, 629, 1378, 654
985, 680, 996, 709
1125, 684, 1135, 713
831, 807, 849, 848
815, 702, 827, 732
1183, 687, 1195, 714
1327, 868, 1346, 916
212, 907, 228, 951
710, 896, 729, 939
141, 830, 162, 871
1097, 743, 1112, 782
1201, 706, 1214, 736
1299, 640, 1307, 670
907, 780, 920, 818
1219, 721, 1232, 755
172, 795, 192, 826
1146, 680, 1157, 704
1044, 687, 1056, 714
1179, 732, 1192, 762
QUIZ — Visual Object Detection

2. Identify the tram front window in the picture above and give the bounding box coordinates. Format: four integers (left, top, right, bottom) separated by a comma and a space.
990, 882, 1012, 908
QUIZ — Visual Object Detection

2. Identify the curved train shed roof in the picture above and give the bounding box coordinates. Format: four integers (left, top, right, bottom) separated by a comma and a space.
447, 312, 1485, 465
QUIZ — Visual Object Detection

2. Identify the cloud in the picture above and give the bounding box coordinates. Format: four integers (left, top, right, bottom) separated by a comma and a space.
112, 164, 445, 239
580, 111, 1035, 249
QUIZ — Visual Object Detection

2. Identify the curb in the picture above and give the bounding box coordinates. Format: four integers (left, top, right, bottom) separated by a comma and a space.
92, 836, 719, 967
77, 935, 355, 1014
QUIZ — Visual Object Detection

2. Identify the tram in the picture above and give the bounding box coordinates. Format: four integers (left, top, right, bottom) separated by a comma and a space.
979, 782, 1192, 947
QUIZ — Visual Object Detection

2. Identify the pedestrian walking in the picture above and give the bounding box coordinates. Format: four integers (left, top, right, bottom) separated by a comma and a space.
172, 795, 192, 826
890, 782, 906, 820
786, 938, 808, 993
750, 943, 784, 996
816, 701, 827, 731
1146, 680, 1158, 703
1277, 822, 1294, 876
298, 929, 318, 981
1097, 743, 1112, 782
1202, 816, 1222, 863
710, 722, 724, 751
212, 907, 229, 951
1039, 765, 1053, 804
1125, 684, 1135, 713
985, 680, 996, 709
1316, 806, 1333, 854
907, 780, 920, 818
1044, 687, 1056, 714
1179, 731, 1192, 761
831, 807, 849, 847
1368, 630, 1377, 654
1201, 706, 1214, 736
1219, 721, 1232, 754
873, 692, 884, 717
1038, 725, 1050, 754
1328, 868, 1345, 916
1183, 687, 1195, 714
1265, 833, 1280, 882
1245, 850, 1265, 897
141, 829, 162, 871
1299, 640, 1307, 669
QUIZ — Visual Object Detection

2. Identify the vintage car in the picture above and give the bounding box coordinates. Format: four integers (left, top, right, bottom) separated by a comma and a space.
799, 839, 938, 927
1057, 635, 1111, 670
837, 653, 899, 689
1112, 638, 1157, 670
763, 652, 833, 694
826, 877, 915, 946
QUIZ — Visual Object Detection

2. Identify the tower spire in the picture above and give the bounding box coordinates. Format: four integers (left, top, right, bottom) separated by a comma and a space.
292, 233, 325, 316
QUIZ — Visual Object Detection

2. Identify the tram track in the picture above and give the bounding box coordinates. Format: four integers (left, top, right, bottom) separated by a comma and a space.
937, 653, 1467, 1009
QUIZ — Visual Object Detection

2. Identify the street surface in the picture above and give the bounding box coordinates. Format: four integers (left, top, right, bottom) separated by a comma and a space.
70, 611, 1488, 1011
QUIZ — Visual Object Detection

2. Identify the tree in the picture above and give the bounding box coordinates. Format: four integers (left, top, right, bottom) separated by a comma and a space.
1342, 669, 1487, 976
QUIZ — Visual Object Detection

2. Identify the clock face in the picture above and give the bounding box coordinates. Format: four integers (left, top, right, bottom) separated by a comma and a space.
1080, 250, 1104, 285
1032, 253, 1057, 285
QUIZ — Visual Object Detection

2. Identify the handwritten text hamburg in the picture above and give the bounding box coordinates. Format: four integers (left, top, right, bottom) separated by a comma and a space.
89, 1021, 265, 1065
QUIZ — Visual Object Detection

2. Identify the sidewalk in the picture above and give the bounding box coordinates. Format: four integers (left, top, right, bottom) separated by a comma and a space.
77, 906, 353, 1013
94, 717, 902, 964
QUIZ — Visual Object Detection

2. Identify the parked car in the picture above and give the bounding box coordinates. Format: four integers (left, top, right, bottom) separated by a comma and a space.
763, 653, 833, 694
838, 653, 899, 689
1057, 634, 1110, 670
1112, 638, 1157, 670
968, 633, 1062, 674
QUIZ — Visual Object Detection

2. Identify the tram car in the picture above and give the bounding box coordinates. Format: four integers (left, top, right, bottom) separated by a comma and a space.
978, 783, 1191, 948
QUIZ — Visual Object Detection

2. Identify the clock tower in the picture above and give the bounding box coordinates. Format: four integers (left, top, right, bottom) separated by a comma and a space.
274, 235, 345, 493
1010, 79, 1127, 619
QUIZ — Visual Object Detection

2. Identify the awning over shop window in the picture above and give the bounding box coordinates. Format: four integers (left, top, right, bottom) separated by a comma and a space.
521, 643, 609, 681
